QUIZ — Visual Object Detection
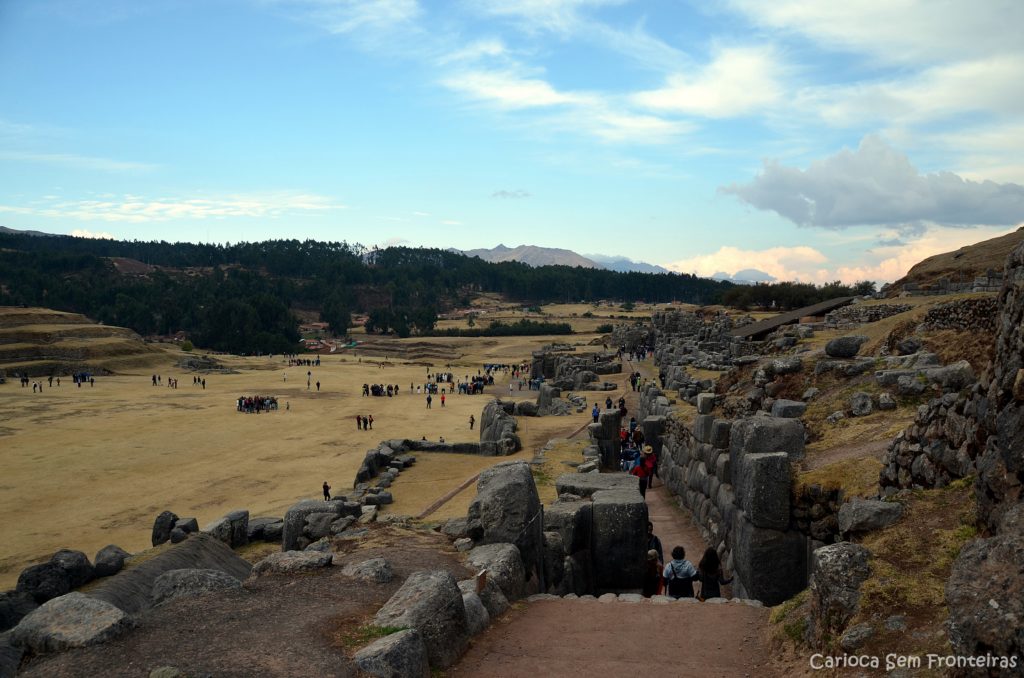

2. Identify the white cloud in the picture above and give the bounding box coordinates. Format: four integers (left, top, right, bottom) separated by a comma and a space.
662, 225, 1021, 285
69, 228, 115, 239
0, 192, 345, 223
442, 66, 690, 143
799, 55, 1024, 128
726, 0, 1024, 65
664, 245, 828, 282
471, 0, 628, 35
268, 0, 421, 34
442, 69, 591, 109
437, 38, 508, 65
0, 150, 156, 173
722, 135, 1024, 230
632, 46, 784, 118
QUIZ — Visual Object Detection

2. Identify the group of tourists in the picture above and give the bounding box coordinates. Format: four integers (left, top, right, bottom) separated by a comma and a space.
628, 371, 646, 391
237, 395, 280, 413
192, 376, 206, 389
363, 383, 399, 397
355, 414, 374, 430
642, 523, 732, 600
19, 373, 66, 390
288, 355, 320, 367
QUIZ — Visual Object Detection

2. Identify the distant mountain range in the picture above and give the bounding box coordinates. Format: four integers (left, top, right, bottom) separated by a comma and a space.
461, 244, 671, 273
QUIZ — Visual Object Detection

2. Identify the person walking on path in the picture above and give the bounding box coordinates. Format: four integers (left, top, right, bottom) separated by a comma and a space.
322, 481, 331, 501
696, 547, 732, 601
663, 546, 699, 599
426, 394, 432, 409
316, 381, 320, 392
367, 415, 373, 430
642, 549, 664, 598
356, 415, 362, 430
441, 394, 446, 407
591, 404, 600, 423
630, 445, 657, 497
469, 415, 475, 430
647, 521, 664, 564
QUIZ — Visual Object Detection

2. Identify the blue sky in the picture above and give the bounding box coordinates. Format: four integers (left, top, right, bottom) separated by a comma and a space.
1, 0, 1022, 283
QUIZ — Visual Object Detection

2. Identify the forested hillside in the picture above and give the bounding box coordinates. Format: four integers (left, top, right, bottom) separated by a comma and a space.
0, 231, 727, 353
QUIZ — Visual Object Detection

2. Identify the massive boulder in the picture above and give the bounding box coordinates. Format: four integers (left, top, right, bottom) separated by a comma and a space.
466, 461, 542, 582
729, 417, 805, 481
825, 335, 868, 359
151, 510, 179, 547
465, 544, 526, 601
947, 504, 1024, 663
203, 510, 250, 548
0, 590, 38, 633
770, 399, 806, 419
150, 568, 242, 606
849, 392, 873, 417
373, 570, 468, 669
731, 513, 807, 606
479, 400, 521, 455
807, 542, 871, 645
94, 545, 130, 578
11, 592, 133, 653
458, 577, 509, 620
837, 499, 903, 535
16, 563, 70, 604
340, 558, 393, 584
251, 551, 333, 576
353, 628, 430, 678
50, 550, 95, 589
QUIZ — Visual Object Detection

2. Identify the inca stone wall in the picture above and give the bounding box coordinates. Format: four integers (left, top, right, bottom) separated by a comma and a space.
651, 310, 760, 374
638, 385, 808, 605
920, 296, 998, 333
824, 303, 911, 327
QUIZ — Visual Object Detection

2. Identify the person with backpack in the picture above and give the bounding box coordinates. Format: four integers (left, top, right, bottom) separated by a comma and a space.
663, 545, 699, 599
696, 547, 733, 600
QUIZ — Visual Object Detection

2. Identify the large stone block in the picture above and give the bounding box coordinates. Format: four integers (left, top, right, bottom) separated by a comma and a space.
731, 512, 806, 606
808, 542, 871, 643
692, 415, 715, 444
11, 592, 133, 653
466, 461, 542, 582
696, 393, 715, 414
282, 500, 343, 552
709, 419, 731, 449
203, 509, 249, 549
837, 499, 903, 535
354, 628, 430, 678
591, 488, 648, 590
642, 416, 665, 456
555, 473, 638, 497
374, 571, 468, 669
770, 399, 807, 419
543, 499, 592, 554
730, 417, 805, 487
737, 452, 791, 531
465, 543, 526, 602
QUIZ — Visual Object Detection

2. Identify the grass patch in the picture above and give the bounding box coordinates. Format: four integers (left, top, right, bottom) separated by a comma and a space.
337, 624, 407, 651
847, 480, 977, 665
797, 456, 884, 497
770, 589, 808, 625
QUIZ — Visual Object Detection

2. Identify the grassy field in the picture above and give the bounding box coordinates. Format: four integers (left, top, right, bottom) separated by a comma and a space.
0, 331, 617, 589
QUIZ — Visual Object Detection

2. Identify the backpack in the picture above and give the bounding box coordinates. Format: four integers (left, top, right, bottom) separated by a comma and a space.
665, 562, 695, 598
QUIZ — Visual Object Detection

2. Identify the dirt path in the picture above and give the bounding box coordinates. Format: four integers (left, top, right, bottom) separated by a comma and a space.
451, 597, 775, 678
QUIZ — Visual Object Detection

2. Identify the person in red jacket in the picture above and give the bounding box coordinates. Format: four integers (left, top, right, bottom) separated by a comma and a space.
630, 445, 657, 497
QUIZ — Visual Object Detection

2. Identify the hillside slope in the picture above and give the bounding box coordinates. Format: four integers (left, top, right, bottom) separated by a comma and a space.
0, 307, 162, 377
462, 244, 601, 268
888, 226, 1024, 292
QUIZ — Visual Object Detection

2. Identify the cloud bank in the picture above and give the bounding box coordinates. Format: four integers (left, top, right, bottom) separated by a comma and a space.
722, 136, 1024, 230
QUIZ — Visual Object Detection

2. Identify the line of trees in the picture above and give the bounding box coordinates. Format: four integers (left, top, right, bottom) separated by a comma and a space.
721, 280, 876, 311
0, 232, 733, 353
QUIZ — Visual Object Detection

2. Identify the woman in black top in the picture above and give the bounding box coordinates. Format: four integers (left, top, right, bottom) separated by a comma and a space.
697, 547, 732, 600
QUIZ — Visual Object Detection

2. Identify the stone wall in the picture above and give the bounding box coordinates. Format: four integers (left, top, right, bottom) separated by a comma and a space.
824, 303, 911, 327
920, 296, 998, 333
651, 310, 760, 374
638, 384, 808, 605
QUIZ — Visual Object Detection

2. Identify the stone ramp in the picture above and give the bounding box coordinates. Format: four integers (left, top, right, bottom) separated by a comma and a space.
450, 596, 775, 677
86, 534, 252, 616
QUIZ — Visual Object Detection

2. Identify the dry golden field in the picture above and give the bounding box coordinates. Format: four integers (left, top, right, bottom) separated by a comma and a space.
0, 329, 624, 589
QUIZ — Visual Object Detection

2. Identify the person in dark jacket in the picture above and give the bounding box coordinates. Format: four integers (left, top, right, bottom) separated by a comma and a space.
322, 481, 331, 501
697, 547, 733, 600
646, 521, 664, 564
641, 549, 663, 597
